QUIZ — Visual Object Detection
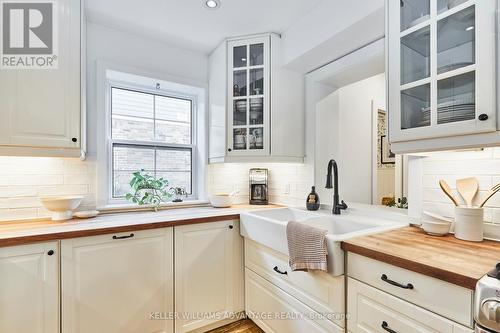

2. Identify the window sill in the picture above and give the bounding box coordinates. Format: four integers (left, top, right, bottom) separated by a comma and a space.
97, 200, 210, 214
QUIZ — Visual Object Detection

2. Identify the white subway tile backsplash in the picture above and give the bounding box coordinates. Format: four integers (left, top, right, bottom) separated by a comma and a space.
421, 148, 500, 233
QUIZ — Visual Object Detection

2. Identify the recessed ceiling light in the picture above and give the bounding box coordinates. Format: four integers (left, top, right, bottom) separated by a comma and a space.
205, 0, 220, 9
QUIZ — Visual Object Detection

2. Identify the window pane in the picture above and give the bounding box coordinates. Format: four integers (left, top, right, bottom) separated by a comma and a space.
156, 149, 192, 194
112, 145, 155, 197
155, 95, 191, 144
112, 88, 154, 141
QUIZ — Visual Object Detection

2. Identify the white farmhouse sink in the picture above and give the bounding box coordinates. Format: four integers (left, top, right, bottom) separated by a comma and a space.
240, 206, 408, 276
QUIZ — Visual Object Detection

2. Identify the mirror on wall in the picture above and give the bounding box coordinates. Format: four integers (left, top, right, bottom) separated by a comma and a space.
313, 74, 407, 207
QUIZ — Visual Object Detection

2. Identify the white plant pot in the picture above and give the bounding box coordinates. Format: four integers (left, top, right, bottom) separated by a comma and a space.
454, 206, 484, 242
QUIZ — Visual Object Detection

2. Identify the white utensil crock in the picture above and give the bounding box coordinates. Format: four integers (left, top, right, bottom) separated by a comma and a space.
454, 206, 483, 242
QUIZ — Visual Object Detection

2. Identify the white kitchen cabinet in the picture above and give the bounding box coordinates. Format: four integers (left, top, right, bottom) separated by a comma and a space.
387, 0, 498, 153
61, 229, 174, 333
208, 33, 304, 163
0, 242, 59, 333
347, 277, 473, 333
245, 268, 343, 333
0, 0, 83, 157
174, 220, 244, 333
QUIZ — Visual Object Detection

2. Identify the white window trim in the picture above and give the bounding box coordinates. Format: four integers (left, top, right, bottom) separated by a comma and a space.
96, 61, 207, 209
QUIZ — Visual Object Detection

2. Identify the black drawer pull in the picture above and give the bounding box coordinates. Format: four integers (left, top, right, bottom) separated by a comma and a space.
47, 250, 55, 256
273, 266, 288, 275
382, 321, 397, 333
112, 233, 134, 240
381, 274, 414, 289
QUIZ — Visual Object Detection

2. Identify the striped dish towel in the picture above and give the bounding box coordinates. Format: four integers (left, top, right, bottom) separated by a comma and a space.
286, 221, 328, 272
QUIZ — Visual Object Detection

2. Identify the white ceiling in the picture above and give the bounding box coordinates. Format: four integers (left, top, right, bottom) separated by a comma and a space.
85, 0, 324, 54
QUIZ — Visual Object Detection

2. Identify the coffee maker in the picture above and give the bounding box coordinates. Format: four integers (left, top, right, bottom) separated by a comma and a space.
249, 168, 268, 205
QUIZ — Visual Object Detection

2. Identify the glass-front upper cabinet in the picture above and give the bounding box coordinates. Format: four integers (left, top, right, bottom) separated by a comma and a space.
227, 37, 270, 155
388, 0, 496, 143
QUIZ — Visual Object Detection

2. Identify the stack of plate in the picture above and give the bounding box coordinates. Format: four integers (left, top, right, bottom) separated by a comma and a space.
234, 100, 246, 113
415, 95, 475, 126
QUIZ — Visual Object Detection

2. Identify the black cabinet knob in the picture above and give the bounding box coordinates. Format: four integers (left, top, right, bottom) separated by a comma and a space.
228, 148, 232, 152
229, 225, 234, 229
478, 114, 489, 121
47, 250, 54, 256
71, 137, 78, 142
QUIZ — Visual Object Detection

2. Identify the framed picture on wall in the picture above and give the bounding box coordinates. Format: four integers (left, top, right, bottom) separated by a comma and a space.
380, 135, 395, 164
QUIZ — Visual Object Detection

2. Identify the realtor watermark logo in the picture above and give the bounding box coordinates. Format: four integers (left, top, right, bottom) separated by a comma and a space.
1, 0, 57, 69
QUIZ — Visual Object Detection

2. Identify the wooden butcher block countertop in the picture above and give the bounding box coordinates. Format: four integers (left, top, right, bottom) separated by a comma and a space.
0, 204, 280, 248
341, 226, 500, 289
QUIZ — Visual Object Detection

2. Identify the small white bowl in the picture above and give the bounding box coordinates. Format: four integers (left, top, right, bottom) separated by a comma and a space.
421, 220, 451, 236
209, 194, 232, 208
39, 196, 83, 221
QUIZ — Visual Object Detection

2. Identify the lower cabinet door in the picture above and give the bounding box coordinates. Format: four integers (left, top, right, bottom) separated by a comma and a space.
174, 220, 244, 333
62, 228, 174, 333
245, 268, 343, 333
347, 277, 473, 333
0, 242, 59, 333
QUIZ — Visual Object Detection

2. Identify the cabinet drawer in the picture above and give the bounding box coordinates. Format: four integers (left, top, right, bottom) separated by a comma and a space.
348, 278, 473, 333
244, 240, 344, 327
245, 268, 343, 333
347, 253, 473, 327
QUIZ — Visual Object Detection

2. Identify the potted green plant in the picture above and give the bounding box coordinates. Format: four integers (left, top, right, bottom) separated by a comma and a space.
125, 170, 172, 211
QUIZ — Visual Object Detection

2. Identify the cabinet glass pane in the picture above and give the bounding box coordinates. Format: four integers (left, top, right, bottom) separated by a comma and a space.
437, 6, 475, 74
233, 46, 247, 68
233, 128, 247, 150
250, 44, 264, 66
401, 26, 430, 85
400, 0, 430, 31
401, 83, 430, 129
250, 68, 264, 95
233, 99, 247, 126
233, 70, 247, 97
437, 0, 468, 14
249, 127, 264, 150
437, 71, 475, 124
249, 98, 263, 125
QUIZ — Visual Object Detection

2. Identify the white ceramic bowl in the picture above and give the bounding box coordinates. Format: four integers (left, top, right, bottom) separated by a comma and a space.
40, 196, 83, 221
421, 220, 451, 236
209, 194, 232, 208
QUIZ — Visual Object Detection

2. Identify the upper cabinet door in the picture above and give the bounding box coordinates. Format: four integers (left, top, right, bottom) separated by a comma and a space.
388, 0, 496, 143
227, 37, 270, 156
0, 0, 81, 150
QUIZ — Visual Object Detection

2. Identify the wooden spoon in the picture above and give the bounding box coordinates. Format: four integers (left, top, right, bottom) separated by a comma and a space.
456, 177, 479, 207
479, 183, 500, 208
439, 180, 459, 206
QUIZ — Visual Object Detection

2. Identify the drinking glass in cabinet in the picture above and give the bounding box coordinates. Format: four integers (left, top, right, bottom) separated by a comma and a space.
233, 70, 247, 97
250, 44, 264, 66
401, 83, 431, 129
437, 6, 475, 74
233, 99, 247, 126
233, 45, 247, 68
437, 71, 475, 124
401, 26, 430, 85
400, 0, 430, 31
249, 128, 264, 150
233, 128, 247, 150
437, 0, 468, 14
250, 68, 264, 95
249, 98, 263, 125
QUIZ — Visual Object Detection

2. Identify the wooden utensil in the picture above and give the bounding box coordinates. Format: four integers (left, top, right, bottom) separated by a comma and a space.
479, 183, 500, 208
439, 180, 459, 206
456, 177, 479, 207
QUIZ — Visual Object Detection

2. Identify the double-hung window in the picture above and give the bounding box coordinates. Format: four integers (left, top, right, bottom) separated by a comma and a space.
110, 85, 195, 201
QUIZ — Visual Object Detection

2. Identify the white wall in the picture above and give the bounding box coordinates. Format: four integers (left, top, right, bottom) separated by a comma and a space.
282, 0, 384, 73
314, 73, 385, 204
